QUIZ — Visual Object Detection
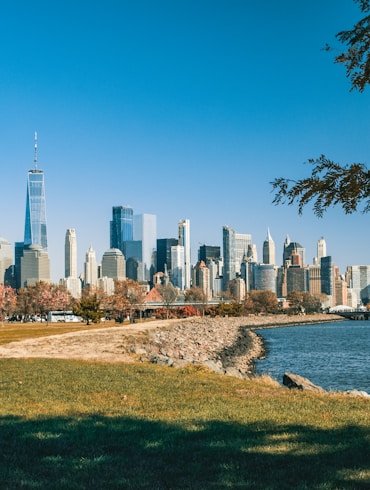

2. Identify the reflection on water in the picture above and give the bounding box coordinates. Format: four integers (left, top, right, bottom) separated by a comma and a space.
254, 320, 370, 392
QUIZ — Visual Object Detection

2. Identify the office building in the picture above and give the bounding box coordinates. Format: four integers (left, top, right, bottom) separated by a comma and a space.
65, 228, 78, 278
321, 256, 334, 304
317, 237, 327, 260
283, 235, 305, 266
0, 237, 13, 285
228, 277, 246, 303
101, 248, 126, 280
134, 213, 157, 281
253, 263, 277, 294
287, 266, 309, 294
157, 238, 178, 273
98, 276, 115, 296
84, 245, 98, 287
20, 244, 50, 287
178, 219, 191, 289
24, 133, 48, 250
198, 245, 221, 263
308, 264, 321, 296
110, 206, 133, 254
171, 244, 185, 290
345, 265, 370, 306
235, 232, 252, 274
262, 228, 276, 265
223, 225, 236, 290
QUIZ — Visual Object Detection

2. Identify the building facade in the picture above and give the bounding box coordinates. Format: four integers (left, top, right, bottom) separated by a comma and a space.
262, 228, 276, 265
65, 228, 78, 278
24, 133, 48, 250
178, 219, 191, 289
101, 248, 126, 280
110, 206, 133, 254
84, 245, 98, 287
20, 244, 50, 287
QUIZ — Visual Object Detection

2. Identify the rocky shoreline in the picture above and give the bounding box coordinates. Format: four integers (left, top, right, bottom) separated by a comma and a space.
145, 313, 342, 378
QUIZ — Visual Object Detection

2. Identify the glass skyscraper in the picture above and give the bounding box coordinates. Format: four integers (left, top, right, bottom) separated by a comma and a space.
110, 206, 134, 254
24, 133, 48, 250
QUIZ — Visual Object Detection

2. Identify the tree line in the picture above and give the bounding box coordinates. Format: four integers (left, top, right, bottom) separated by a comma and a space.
0, 280, 328, 325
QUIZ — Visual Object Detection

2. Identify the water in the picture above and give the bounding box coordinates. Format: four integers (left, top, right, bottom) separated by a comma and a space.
254, 320, 370, 392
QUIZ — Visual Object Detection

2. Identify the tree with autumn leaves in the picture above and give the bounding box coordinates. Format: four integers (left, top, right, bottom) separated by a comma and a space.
0, 284, 17, 323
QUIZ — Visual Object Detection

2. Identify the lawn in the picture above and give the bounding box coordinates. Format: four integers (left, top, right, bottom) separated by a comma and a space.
0, 323, 369, 489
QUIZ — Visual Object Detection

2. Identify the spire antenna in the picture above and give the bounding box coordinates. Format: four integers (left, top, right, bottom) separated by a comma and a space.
34, 131, 38, 170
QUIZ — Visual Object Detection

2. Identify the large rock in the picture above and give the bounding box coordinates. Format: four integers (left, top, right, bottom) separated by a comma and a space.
283, 372, 326, 393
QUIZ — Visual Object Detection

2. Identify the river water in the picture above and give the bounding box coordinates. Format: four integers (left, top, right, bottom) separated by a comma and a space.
254, 320, 370, 392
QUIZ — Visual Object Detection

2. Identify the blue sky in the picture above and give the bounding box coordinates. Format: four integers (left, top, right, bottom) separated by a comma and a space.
0, 0, 369, 282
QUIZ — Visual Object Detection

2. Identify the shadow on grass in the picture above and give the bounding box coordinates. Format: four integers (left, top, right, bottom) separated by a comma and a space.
1, 415, 369, 489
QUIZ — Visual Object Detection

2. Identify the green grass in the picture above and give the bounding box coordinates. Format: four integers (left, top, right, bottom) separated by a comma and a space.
0, 357, 370, 489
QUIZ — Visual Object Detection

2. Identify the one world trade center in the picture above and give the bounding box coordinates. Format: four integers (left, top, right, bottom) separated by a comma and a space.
24, 132, 48, 250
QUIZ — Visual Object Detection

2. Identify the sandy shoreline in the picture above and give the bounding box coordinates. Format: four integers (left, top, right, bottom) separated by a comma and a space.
0, 314, 342, 377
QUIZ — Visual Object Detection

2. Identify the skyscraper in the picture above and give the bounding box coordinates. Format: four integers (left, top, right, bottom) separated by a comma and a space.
317, 237, 327, 259
101, 248, 126, 280
110, 206, 133, 253
223, 225, 236, 290
24, 133, 48, 250
263, 228, 276, 265
178, 219, 191, 289
134, 213, 157, 281
65, 228, 78, 278
20, 245, 50, 287
157, 238, 178, 273
84, 245, 98, 287
171, 244, 185, 290
0, 237, 13, 285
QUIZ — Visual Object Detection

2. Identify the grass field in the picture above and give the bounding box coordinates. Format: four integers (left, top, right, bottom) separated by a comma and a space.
0, 323, 369, 489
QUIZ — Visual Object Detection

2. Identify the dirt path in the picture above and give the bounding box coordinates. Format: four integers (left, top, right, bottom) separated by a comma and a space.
0, 319, 180, 363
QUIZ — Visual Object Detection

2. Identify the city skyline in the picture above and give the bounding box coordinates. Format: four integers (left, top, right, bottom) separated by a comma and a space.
0, 2, 369, 281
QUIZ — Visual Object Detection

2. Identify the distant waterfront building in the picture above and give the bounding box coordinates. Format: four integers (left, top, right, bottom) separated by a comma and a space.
317, 237, 327, 260
134, 213, 157, 281
110, 206, 133, 254
65, 228, 78, 279
228, 277, 246, 303
178, 219, 191, 289
98, 276, 115, 296
171, 244, 185, 290
345, 265, 370, 306
0, 237, 13, 285
60, 277, 81, 298
156, 238, 178, 273
286, 266, 309, 294
321, 256, 334, 304
223, 225, 236, 290
198, 245, 221, 263
20, 244, 50, 287
101, 248, 126, 280
24, 133, 48, 250
262, 228, 276, 265
283, 235, 305, 266
252, 263, 276, 294
308, 264, 321, 296
84, 245, 98, 287
235, 232, 252, 274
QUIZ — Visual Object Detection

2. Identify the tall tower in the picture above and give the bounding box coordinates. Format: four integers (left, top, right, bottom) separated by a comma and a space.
223, 225, 236, 290
263, 228, 276, 265
84, 245, 98, 287
317, 237, 327, 260
65, 228, 77, 278
110, 206, 133, 253
133, 213, 157, 281
24, 132, 48, 250
178, 219, 191, 289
